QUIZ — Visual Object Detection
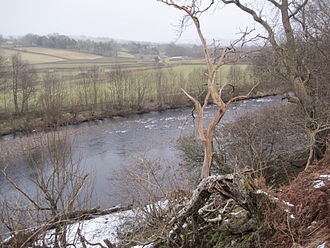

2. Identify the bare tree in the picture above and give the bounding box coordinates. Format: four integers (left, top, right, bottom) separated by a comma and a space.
159, 0, 258, 178
89, 66, 100, 108
109, 64, 127, 108
128, 73, 147, 109
0, 54, 9, 111
39, 72, 64, 123
222, 0, 311, 110
10, 54, 36, 115
221, 0, 330, 167
1, 131, 92, 247
227, 66, 245, 87
0, 54, 7, 87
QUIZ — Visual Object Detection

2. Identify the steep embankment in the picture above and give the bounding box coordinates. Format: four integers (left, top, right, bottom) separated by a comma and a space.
150, 138, 330, 248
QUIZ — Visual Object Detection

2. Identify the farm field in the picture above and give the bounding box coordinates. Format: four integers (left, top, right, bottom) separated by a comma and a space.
0, 45, 254, 129
0, 46, 163, 73
0, 48, 65, 64
15, 47, 103, 60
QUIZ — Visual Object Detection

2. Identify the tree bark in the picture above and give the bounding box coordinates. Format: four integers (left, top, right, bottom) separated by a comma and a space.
201, 138, 214, 178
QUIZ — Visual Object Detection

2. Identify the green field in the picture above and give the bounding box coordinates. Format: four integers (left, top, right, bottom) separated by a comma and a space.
0, 46, 253, 114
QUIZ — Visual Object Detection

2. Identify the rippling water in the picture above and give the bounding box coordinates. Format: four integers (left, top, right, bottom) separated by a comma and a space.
0, 95, 284, 208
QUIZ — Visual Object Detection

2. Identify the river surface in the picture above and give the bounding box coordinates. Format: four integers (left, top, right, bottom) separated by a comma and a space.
0, 95, 284, 208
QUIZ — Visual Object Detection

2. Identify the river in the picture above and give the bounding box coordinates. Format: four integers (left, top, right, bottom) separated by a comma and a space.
0, 95, 284, 208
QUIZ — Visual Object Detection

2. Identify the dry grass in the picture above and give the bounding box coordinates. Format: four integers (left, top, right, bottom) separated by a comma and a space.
0, 48, 65, 64
262, 138, 330, 248
16, 47, 103, 60
117, 51, 135, 58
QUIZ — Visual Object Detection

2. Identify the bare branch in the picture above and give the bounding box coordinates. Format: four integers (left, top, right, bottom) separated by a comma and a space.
289, 0, 308, 18
181, 88, 206, 142
267, 0, 281, 9
1, 168, 49, 211
227, 82, 260, 104
222, 0, 281, 52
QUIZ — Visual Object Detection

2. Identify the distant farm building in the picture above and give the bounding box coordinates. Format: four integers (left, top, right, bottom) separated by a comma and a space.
170, 56, 187, 61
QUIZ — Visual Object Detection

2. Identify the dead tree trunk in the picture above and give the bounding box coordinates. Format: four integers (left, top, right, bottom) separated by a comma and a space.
160, 0, 258, 178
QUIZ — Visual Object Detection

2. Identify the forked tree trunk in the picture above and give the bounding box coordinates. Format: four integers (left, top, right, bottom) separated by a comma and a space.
160, 0, 258, 179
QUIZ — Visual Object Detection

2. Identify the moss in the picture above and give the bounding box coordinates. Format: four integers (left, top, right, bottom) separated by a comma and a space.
243, 179, 254, 191
204, 230, 231, 247
202, 224, 258, 248
202, 229, 222, 246
231, 205, 244, 213
204, 229, 250, 247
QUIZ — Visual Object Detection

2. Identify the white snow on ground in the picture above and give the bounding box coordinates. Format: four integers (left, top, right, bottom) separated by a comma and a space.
317, 242, 327, 248
68, 209, 136, 245
314, 180, 326, 188
314, 174, 330, 189
38, 208, 136, 247
283, 201, 294, 207
255, 189, 268, 195
38, 201, 168, 247
132, 244, 154, 248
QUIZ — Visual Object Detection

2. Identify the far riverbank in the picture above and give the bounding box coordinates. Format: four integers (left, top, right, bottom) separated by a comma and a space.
0, 90, 281, 138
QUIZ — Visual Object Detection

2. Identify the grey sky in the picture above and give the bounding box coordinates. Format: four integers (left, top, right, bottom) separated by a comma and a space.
1, 0, 261, 43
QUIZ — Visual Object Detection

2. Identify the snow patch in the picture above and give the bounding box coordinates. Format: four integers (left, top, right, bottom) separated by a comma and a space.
132, 244, 154, 248
255, 189, 268, 195
231, 210, 243, 216
317, 242, 327, 248
314, 180, 326, 189
38, 209, 136, 247
38, 201, 168, 247
313, 174, 329, 189
283, 201, 294, 207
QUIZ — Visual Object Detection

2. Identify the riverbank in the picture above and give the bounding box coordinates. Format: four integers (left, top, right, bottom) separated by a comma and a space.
0, 95, 190, 137
0, 90, 280, 138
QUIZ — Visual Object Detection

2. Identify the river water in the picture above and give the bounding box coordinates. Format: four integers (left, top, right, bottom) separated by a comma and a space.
0, 95, 284, 208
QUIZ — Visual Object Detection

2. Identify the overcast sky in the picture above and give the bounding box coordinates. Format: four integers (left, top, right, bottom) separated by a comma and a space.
0, 0, 262, 44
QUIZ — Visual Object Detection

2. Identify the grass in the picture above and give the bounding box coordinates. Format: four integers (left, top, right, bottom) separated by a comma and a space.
0, 46, 255, 114
172, 64, 206, 74
117, 51, 135, 58
0, 48, 65, 64
16, 47, 103, 60
0, 47, 105, 66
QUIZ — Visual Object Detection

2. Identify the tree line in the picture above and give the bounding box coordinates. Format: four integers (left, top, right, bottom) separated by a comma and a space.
0, 52, 218, 134
3, 33, 206, 58
18, 33, 118, 57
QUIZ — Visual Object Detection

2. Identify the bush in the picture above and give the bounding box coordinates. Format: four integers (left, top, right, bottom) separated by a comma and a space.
178, 104, 309, 185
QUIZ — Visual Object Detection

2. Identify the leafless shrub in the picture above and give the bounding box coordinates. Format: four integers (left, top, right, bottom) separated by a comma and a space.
178, 104, 310, 185
109, 158, 192, 246
217, 105, 307, 180
38, 72, 65, 124
0, 131, 93, 247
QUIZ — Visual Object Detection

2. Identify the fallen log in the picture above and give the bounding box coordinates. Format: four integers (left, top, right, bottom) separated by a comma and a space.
165, 172, 270, 246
